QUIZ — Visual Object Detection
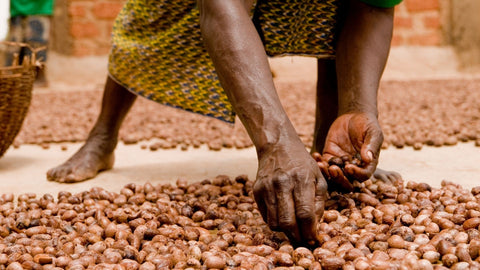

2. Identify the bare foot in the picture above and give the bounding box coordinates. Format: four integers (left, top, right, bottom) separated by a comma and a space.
373, 167, 402, 184
46, 138, 115, 183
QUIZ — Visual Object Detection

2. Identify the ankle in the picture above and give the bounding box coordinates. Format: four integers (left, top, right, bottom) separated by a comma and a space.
86, 129, 118, 149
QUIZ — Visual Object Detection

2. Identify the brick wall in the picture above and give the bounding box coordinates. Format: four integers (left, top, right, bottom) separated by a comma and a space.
53, 0, 124, 56
392, 0, 444, 46
53, 0, 445, 57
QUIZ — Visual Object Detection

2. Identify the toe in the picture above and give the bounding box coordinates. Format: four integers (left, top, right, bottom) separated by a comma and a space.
46, 169, 55, 181
48, 164, 76, 182
386, 174, 397, 183
64, 174, 80, 183
47, 167, 64, 182
391, 171, 402, 181
373, 173, 388, 182
64, 167, 97, 183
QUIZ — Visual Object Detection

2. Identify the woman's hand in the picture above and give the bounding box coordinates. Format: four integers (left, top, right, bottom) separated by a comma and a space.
317, 112, 383, 191
253, 140, 327, 246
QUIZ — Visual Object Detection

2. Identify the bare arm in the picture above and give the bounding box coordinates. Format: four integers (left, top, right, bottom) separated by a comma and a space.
336, 0, 393, 117
199, 0, 292, 152
198, 0, 327, 245
320, 0, 394, 188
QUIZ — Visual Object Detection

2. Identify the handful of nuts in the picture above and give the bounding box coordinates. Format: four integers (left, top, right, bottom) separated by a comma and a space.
324, 153, 364, 169
0, 175, 479, 269
312, 152, 368, 192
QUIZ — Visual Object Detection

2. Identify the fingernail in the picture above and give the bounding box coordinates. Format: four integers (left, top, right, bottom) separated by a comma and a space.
367, 151, 373, 161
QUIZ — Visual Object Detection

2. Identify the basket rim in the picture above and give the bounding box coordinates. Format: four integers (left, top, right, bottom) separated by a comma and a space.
0, 41, 46, 69
0, 41, 45, 52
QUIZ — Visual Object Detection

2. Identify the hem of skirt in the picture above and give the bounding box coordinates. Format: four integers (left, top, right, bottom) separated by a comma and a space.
107, 72, 236, 125
268, 53, 336, 59
10, 12, 54, 17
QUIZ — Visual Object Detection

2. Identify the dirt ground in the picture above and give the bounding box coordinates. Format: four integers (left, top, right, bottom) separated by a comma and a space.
1, 46, 480, 197
1, 140, 480, 198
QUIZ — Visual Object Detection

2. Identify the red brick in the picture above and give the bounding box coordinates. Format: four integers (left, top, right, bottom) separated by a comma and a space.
70, 21, 100, 38
394, 15, 413, 29
390, 34, 405, 47
407, 32, 441, 46
68, 2, 87, 18
423, 14, 441, 29
405, 0, 439, 12
93, 2, 124, 19
393, 3, 408, 16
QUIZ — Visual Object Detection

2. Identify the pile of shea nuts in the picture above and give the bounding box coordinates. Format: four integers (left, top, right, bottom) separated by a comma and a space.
377, 80, 480, 150
12, 79, 480, 151
0, 175, 479, 269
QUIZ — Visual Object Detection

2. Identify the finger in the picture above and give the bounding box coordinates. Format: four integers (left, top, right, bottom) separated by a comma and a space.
361, 129, 383, 163
313, 175, 327, 242
292, 172, 317, 245
317, 161, 330, 179
344, 162, 376, 182
253, 179, 277, 227
273, 173, 300, 242
313, 176, 327, 246
253, 181, 268, 224
328, 164, 341, 179
315, 175, 327, 218
328, 165, 353, 192
265, 183, 278, 230
311, 152, 322, 162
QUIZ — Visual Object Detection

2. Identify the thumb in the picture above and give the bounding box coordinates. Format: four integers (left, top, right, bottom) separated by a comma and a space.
361, 129, 383, 163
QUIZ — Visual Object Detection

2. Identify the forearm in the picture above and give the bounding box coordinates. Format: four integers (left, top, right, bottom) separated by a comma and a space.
335, 0, 394, 116
199, 0, 299, 154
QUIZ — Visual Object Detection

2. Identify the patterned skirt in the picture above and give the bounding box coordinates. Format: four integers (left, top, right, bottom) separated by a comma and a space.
108, 0, 341, 123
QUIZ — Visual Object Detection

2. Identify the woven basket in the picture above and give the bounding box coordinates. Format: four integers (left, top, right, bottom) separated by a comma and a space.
0, 42, 42, 158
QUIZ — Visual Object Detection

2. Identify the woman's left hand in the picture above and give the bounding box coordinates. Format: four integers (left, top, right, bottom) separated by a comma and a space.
317, 112, 383, 191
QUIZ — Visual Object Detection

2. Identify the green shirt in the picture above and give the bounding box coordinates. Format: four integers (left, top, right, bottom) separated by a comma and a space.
10, 0, 55, 17
360, 0, 403, 8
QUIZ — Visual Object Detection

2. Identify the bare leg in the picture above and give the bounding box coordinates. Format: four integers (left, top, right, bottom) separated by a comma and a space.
311, 59, 338, 154
47, 76, 137, 183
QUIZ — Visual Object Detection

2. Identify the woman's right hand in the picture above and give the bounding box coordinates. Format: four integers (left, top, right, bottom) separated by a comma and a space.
253, 140, 327, 246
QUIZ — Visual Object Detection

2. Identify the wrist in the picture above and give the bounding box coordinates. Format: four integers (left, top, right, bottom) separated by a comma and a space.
338, 106, 378, 118
337, 86, 379, 117
254, 123, 303, 158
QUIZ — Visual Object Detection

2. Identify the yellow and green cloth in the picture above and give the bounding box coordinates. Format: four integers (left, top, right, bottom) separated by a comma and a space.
108, 0, 401, 123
